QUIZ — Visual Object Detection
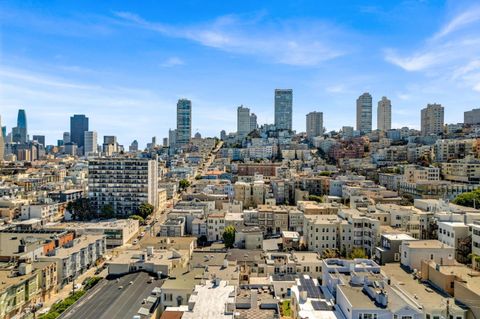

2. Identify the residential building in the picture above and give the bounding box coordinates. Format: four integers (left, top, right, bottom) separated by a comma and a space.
306, 111, 324, 141
88, 158, 159, 217
400, 240, 455, 271
356, 92, 372, 134
160, 217, 186, 237
464, 108, 480, 125
374, 233, 416, 265
39, 235, 106, 286
421, 103, 444, 136
377, 96, 391, 131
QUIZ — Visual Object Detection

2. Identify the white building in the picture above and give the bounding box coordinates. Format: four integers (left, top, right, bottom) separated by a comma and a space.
83, 131, 98, 156
400, 240, 455, 271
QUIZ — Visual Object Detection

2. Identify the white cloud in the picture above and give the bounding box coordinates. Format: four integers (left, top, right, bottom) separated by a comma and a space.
160, 57, 185, 68
432, 6, 480, 40
384, 5, 480, 92
113, 11, 347, 66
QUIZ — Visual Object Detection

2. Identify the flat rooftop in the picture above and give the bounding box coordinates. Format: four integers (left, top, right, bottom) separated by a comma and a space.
182, 280, 235, 319
382, 233, 416, 241
404, 240, 453, 249
381, 263, 451, 310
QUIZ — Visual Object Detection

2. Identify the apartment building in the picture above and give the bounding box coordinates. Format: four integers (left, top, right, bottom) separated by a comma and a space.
303, 215, 339, 254
159, 217, 186, 237
88, 158, 159, 217
257, 205, 289, 235
400, 240, 455, 271
207, 212, 225, 241
440, 157, 480, 183
39, 235, 106, 286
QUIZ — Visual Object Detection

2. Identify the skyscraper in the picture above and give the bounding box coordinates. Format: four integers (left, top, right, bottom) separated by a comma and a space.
169, 129, 177, 148
176, 99, 192, 146
129, 140, 139, 152
12, 109, 28, 143
237, 105, 251, 138
84, 131, 98, 156
274, 89, 293, 130
63, 132, 71, 144
306, 111, 324, 140
356, 92, 372, 134
250, 113, 258, 132
421, 103, 444, 136
70, 114, 89, 150
377, 96, 392, 132
32, 135, 45, 147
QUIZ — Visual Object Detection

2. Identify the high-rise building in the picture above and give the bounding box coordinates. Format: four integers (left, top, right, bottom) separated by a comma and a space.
88, 158, 159, 217
163, 137, 168, 147
220, 130, 227, 141
377, 96, 392, 132
176, 99, 192, 146
1, 126, 6, 139
237, 105, 251, 138
0, 116, 4, 160
356, 92, 372, 134
63, 132, 71, 144
250, 113, 258, 132
169, 129, 177, 148
464, 108, 480, 125
103, 135, 118, 155
32, 135, 45, 147
129, 140, 139, 152
421, 103, 444, 136
70, 114, 89, 150
84, 131, 97, 156
12, 109, 28, 143
342, 126, 354, 140
306, 111, 324, 140
274, 89, 293, 130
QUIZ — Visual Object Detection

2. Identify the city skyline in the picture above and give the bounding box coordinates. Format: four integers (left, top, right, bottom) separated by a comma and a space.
1, 1, 480, 145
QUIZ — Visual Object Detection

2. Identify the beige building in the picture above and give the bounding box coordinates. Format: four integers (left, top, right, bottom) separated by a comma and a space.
421, 103, 444, 136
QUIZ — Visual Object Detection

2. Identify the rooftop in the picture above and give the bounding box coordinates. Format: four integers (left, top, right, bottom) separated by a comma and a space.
182, 280, 235, 319
404, 240, 453, 249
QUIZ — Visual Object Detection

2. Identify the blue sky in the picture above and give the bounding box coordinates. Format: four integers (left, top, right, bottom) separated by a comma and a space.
1, 0, 480, 146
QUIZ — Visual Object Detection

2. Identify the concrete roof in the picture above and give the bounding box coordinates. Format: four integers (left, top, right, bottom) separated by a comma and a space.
404, 240, 453, 249
162, 267, 203, 291
182, 280, 235, 319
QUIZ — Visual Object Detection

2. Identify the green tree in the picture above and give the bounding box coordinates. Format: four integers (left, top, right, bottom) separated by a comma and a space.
222, 225, 236, 248
67, 198, 92, 221
453, 189, 480, 208
179, 179, 191, 190
129, 214, 145, 224
349, 247, 367, 259
138, 202, 155, 219
100, 204, 114, 219
308, 195, 323, 203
